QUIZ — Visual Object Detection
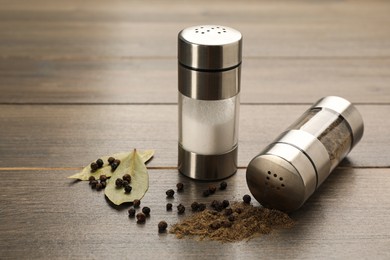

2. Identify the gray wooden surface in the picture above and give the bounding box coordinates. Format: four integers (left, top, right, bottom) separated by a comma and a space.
0, 0, 389, 259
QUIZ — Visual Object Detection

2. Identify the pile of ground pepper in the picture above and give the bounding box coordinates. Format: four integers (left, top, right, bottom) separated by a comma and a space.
169, 202, 294, 242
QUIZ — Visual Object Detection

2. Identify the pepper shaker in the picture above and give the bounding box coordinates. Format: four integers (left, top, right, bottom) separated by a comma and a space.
178, 25, 242, 180
246, 96, 364, 212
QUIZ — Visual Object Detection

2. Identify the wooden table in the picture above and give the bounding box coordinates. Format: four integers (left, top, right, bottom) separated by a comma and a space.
1, 0, 389, 259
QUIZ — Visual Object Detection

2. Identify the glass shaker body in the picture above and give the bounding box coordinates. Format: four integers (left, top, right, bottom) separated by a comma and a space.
246, 96, 364, 212
177, 25, 242, 180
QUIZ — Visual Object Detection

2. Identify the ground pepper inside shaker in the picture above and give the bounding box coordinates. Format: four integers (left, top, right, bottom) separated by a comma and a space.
246, 96, 364, 212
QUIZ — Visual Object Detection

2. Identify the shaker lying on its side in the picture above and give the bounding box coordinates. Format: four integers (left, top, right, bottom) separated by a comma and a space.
246, 96, 364, 212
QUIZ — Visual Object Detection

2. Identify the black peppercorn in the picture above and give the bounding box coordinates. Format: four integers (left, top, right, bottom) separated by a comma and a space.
176, 182, 184, 191
88, 176, 96, 184
114, 159, 121, 165
111, 162, 119, 171
219, 181, 227, 190
122, 174, 131, 183
96, 182, 103, 191
136, 213, 146, 224
124, 185, 132, 193
191, 202, 199, 212
99, 175, 107, 182
100, 181, 106, 189
96, 159, 104, 168
142, 207, 151, 216
202, 190, 210, 197
166, 203, 173, 211
115, 178, 123, 188
210, 221, 221, 230
128, 207, 136, 218
90, 162, 99, 171
243, 194, 251, 204
158, 221, 168, 233
177, 204, 185, 214
133, 199, 141, 208
222, 200, 230, 208
90, 180, 98, 189
224, 207, 233, 216
198, 203, 206, 212
208, 185, 217, 194
228, 214, 235, 222
166, 189, 175, 198
211, 200, 223, 212
122, 180, 129, 187
108, 157, 115, 165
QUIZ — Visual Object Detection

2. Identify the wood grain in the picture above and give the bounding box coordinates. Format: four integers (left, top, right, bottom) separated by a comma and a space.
0, 168, 389, 259
0, 104, 388, 168
0, 0, 389, 59
1, 57, 389, 104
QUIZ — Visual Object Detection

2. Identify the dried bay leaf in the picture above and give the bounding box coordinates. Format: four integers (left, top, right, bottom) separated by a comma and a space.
104, 149, 149, 205
68, 150, 154, 180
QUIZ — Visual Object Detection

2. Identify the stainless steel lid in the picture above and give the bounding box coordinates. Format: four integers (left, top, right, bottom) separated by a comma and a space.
178, 25, 242, 70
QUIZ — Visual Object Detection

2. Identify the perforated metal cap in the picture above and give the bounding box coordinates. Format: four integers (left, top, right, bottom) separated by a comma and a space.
178, 25, 242, 70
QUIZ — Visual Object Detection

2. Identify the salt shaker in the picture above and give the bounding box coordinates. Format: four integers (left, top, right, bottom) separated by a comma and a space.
246, 96, 364, 212
178, 25, 242, 180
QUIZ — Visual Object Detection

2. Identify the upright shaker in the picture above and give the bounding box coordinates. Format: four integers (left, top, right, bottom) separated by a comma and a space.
178, 25, 242, 180
246, 96, 364, 212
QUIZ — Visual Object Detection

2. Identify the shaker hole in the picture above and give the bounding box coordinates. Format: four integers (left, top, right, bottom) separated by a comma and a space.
266, 176, 270, 180
273, 174, 277, 178
279, 177, 283, 181
267, 171, 271, 175
281, 184, 285, 187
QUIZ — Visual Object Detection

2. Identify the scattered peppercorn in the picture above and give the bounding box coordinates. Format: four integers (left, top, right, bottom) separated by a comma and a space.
158, 221, 168, 233
142, 207, 151, 216
133, 199, 141, 208
235, 208, 243, 214
90, 180, 98, 189
176, 182, 184, 191
99, 175, 107, 182
224, 207, 233, 216
177, 204, 185, 214
100, 181, 106, 189
219, 181, 227, 190
243, 194, 251, 204
122, 180, 129, 187
222, 200, 230, 208
166, 203, 173, 211
202, 190, 210, 197
115, 178, 123, 188
228, 214, 235, 222
208, 185, 217, 194
90, 162, 99, 171
96, 159, 104, 168
122, 174, 131, 183
124, 185, 132, 193
114, 159, 121, 165
191, 202, 199, 212
108, 157, 115, 165
96, 182, 103, 191
211, 200, 223, 212
128, 208, 136, 218
111, 162, 119, 171
166, 189, 175, 198
136, 213, 146, 224
210, 221, 221, 230
197, 203, 206, 212
88, 176, 96, 184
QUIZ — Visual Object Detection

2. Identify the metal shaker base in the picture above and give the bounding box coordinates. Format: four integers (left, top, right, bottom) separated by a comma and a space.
178, 144, 238, 181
